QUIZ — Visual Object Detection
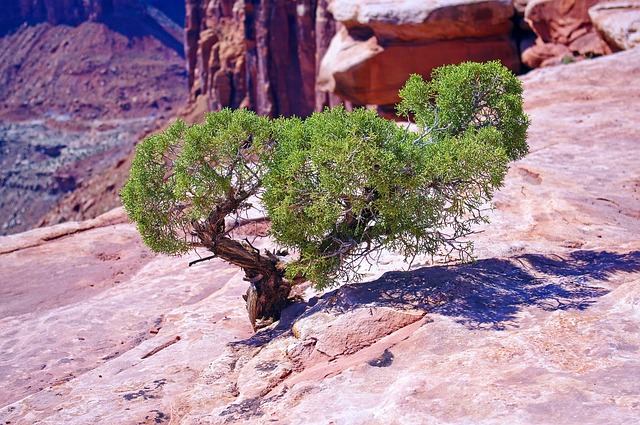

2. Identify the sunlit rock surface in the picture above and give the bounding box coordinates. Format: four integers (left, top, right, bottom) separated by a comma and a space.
522, 0, 611, 67
1, 48, 640, 424
589, 0, 640, 51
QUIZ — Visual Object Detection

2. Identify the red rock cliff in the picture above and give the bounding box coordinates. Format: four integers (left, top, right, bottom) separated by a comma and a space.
185, 0, 339, 118
184, 0, 526, 118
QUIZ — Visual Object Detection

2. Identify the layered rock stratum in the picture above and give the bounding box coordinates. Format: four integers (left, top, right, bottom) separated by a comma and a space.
519, 0, 638, 67
589, 0, 640, 51
183, 0, 336, 119
318, 0, 520, 107
1, 48, 639, 424
183, 0, 532, 118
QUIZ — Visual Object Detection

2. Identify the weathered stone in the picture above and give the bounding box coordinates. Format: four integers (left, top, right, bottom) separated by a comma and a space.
0, 209, 254, 421
185, 0, 324, 118
2, 48, 640, 425
234, 339, 294, 399
589, 0, 640, 51
328, 0, 515, 42
522, 38, 572, 68
525, 0, 600, 44
315, 0, 341, 111
185, 0, 524, 116
318, 26, 519, 105
523, 0, 611, 66
318, 0, 519, 106
292, 307, 423, 358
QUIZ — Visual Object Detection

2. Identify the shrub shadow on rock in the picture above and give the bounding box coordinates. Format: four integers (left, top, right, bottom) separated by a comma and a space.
239, 250, 640, 346
324, 250, 640, 330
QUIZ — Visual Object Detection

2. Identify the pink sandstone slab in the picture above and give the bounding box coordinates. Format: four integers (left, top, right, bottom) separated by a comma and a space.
1, 48, 640, 424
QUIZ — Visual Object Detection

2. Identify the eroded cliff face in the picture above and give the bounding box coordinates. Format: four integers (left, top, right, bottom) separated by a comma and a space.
184, 0, 527, 116
184, 0, 337, 119
185, 0, 639, 116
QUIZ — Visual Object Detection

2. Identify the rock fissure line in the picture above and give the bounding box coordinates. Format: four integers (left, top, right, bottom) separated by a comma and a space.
141, 336, 182, 360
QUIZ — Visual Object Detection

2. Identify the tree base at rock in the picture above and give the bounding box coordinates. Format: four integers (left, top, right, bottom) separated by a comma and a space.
192, 207, 291, 331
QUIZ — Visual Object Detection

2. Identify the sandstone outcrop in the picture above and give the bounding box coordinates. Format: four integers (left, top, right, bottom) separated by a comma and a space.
513, 0, 532, 13
185, 0, 333, 118
589, 0, 640, 51
522, 0, 611, 67
1, 48, 639, 424
327, 0, 515, 41
184, 0, 530, 118
313, 0, 520, 107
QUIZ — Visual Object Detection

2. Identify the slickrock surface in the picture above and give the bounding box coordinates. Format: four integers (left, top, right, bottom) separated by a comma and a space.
1, 48, 640, 424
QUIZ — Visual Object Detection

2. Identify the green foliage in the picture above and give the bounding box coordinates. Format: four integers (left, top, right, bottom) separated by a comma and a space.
120, 119, 190, 254
122, 61, 529, 291
397, 60, 529, 161
262, 106, 413, 287
121, 108, 272, 255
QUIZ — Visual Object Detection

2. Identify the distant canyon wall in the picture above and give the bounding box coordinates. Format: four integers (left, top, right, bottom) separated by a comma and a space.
0, 1, 187, 235
0, 0, 134, 31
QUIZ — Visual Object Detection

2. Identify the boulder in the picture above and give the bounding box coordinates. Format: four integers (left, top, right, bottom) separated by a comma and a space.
589, 0, 640, 51
318, 0, 519, 106
523, 0, 611, 67
318, 28, 519, 105
525, 0, 600, 43
521, 38, 572, 68
327, 0, 515, 42
291, 306, 423, 358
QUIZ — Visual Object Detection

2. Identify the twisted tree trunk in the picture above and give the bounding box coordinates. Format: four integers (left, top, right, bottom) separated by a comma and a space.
193, 210, 291, 331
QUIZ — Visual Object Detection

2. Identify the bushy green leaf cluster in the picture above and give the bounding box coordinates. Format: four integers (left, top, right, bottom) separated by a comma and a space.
121, 108, 272, 254
121, 61, 529, 290
397, 60, 529, 161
